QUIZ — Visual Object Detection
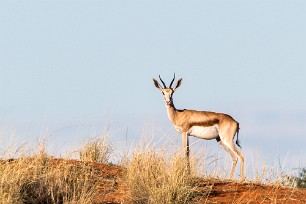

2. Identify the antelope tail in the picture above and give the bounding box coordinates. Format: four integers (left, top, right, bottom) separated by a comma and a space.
235, 125, 242, 148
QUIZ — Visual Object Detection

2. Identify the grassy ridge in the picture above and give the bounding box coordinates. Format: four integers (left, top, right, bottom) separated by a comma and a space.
0, 133, 303, 203
0, 154, 97, 203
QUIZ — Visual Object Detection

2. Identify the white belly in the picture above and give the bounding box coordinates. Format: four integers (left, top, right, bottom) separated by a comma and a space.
188, 125, 219, 140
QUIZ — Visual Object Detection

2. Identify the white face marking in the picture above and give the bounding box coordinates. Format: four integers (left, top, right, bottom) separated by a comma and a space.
188, 125, 219, 140
162, 88, 173, 105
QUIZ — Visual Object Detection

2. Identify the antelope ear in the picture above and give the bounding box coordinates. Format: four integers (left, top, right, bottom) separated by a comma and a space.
173, 78, 183, 91
152, 78, 163, 91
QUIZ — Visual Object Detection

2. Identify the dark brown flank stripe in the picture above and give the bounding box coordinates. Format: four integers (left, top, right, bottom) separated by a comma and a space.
172, 109, 222, 132
188, 119, 220, 128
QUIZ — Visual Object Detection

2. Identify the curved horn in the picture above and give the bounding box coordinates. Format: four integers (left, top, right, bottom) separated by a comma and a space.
159, 75, 167, 88
169, 73, 176, 88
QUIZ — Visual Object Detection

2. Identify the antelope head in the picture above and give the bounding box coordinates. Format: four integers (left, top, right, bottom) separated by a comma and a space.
152, 73, 183, 105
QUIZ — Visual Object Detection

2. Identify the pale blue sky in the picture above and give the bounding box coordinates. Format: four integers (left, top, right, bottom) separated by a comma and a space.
1, 1, 306, 175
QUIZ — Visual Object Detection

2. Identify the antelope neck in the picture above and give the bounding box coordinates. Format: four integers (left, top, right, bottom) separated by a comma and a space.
165, 102, 177, 123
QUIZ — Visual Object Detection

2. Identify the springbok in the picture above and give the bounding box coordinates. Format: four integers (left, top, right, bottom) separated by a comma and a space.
152, 74, 244, 181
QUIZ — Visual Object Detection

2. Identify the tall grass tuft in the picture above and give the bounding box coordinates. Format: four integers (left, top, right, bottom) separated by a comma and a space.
125, 148, 196, 204
0, 145, 98, 204
79, 133, 113, 163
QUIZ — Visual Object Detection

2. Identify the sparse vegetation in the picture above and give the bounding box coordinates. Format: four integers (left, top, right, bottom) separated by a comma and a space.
125, 149, 196, 203
0, 148, 97, 204
0, 133, 305, 203
289, 167, 306, 189
79, 133, 113, 163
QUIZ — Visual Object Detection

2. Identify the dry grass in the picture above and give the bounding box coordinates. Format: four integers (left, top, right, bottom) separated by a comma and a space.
0, 132, 304, 203
125, 147, 197, 204
0, 144, 99, 204
79, 133, 113, 163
